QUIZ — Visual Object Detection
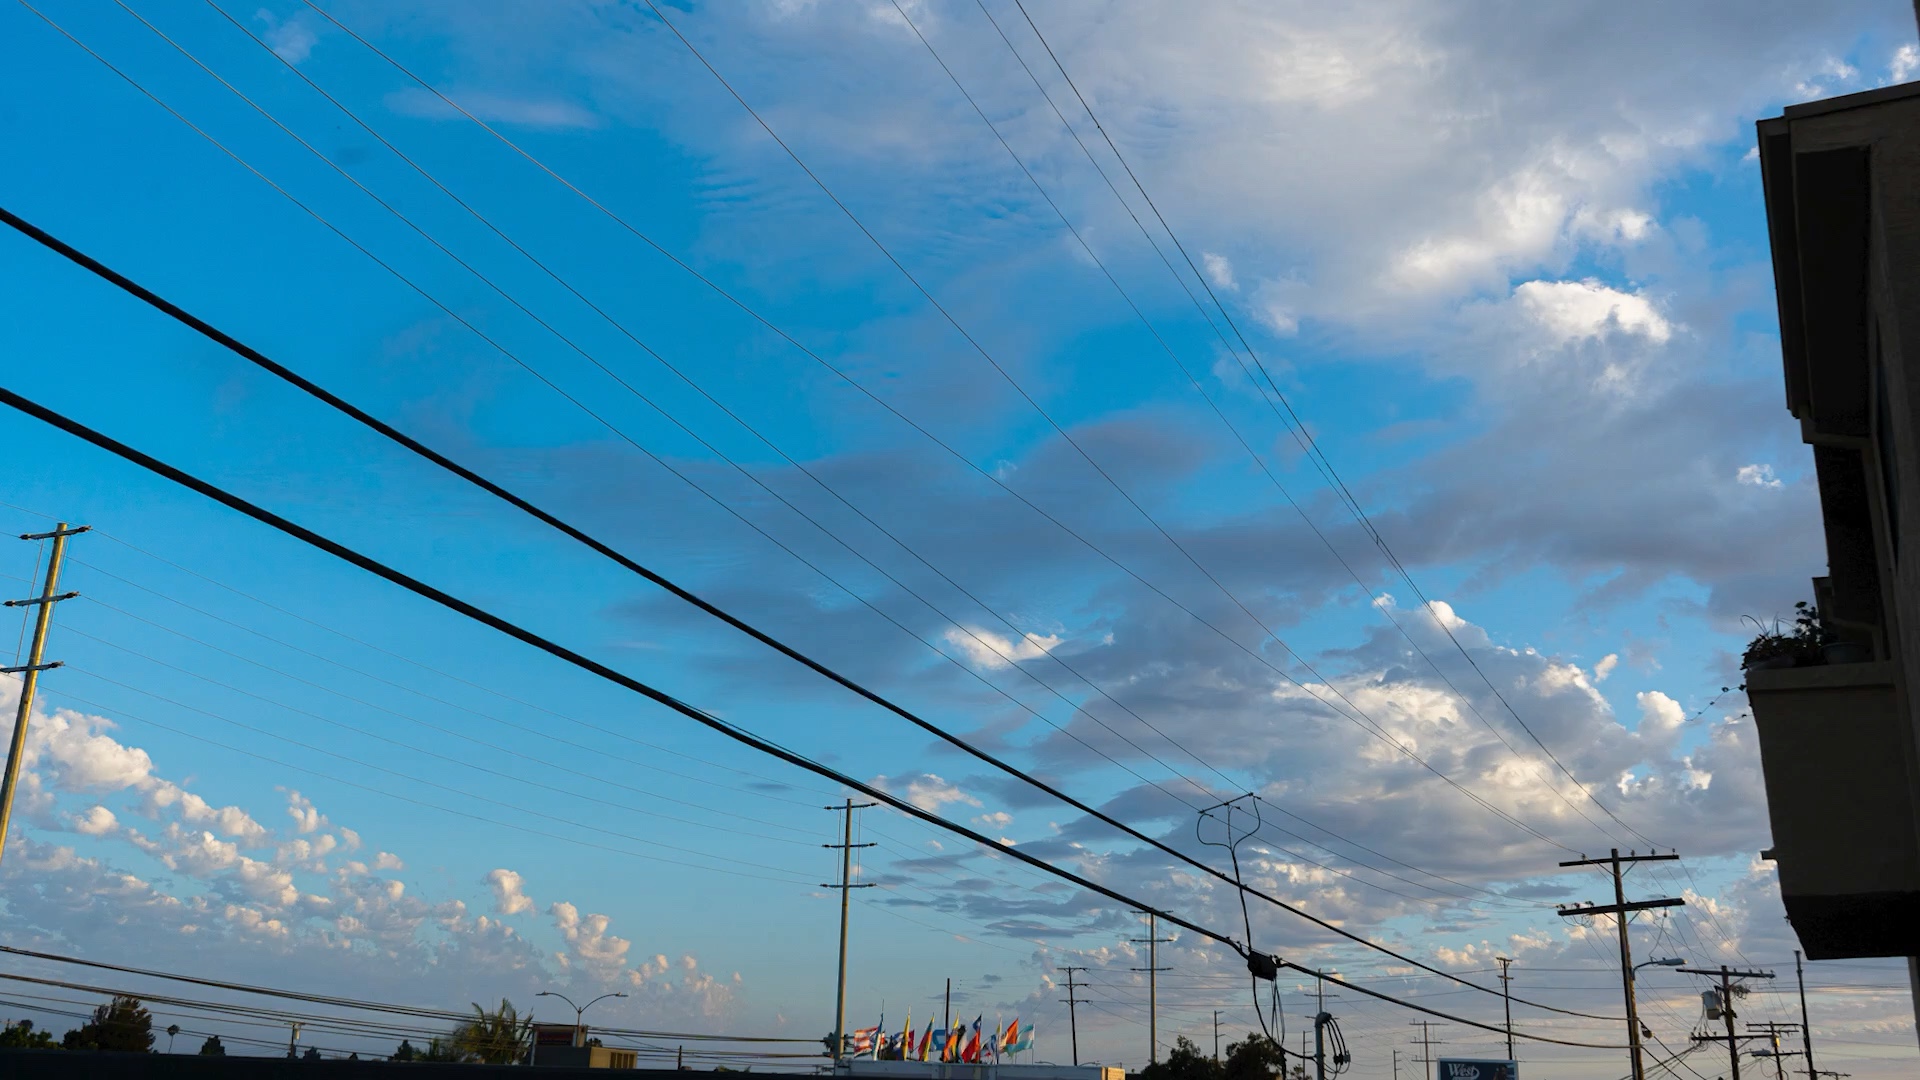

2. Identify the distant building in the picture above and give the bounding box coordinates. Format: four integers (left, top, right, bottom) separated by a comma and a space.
530, 1022, 637, 1068
1753, 76, 1920, 1012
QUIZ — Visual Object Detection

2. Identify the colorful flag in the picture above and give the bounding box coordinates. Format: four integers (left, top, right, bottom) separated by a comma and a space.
899, 1012, 912, 1061
1008, 1023, 1035, 1054
918, 1020, 935, 1061
850, 1026, 879, 1056
1003, 1018, 1020, 1053
961, 1016, 982, 1063
943, 1021, 963, 1062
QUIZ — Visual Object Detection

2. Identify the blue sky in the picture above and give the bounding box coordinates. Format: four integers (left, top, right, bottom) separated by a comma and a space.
1, 0, 1918, 1074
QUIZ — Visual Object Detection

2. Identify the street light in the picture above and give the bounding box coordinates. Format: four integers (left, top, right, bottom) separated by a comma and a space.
535, 991, 629, 1048
1633, 957, 1686, 977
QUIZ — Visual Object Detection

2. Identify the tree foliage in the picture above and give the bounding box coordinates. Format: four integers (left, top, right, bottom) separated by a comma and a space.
1139, 1036, 1221, 1080
0, 1020, 58, 1049
453, 998, 532, 1064
198, 1035, 226, 1056
62, 996, 153, 1052
1223, 1034, 1289, 1080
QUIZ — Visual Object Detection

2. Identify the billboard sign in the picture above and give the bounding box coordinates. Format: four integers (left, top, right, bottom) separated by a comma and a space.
1436, 1060, 1517, 1080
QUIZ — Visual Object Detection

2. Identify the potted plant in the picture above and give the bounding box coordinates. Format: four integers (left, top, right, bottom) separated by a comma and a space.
1741, 602, 1836, 670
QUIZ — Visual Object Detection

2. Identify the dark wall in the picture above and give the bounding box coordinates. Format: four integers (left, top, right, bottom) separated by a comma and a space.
0, 1049, 820, 1079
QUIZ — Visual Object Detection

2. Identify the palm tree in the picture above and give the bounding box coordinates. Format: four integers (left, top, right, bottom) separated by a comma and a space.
452, 998, 531, 1065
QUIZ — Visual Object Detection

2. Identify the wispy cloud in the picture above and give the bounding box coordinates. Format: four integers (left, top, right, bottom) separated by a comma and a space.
385, 86, 600, 130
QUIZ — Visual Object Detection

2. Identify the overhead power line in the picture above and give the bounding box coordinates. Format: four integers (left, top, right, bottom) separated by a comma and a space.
0, 206, 1592, 1016
1004, 0, 1656, 852
292, 0, 1584, 859
0, 380, 1626, 1047
184, 0, 1520, 916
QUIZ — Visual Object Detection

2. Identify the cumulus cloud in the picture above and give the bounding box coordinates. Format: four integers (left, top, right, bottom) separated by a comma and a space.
942, 627, 1062, 669
486, 868, 534, 916
1737, 463, 1783, 489
551, 901, 632, 979
69, 805, 117, 836
875, 773, 982, 813
1514, 279, 1672, 345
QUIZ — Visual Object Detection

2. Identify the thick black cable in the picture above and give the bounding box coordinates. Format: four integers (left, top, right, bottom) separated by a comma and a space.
0, 383, 1636, 1040
19, 5, 1242, 867
295, 0, 1576, 859
0, 381, 1238, 953
626, 0, 1573, 857
1277, 964, 1625, 1050
1007, 0, 1656, 851
0, 206, 1595, 1014
177, 0, 1529, 916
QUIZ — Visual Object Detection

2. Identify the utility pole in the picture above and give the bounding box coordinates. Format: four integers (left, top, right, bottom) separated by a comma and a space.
1794, 951, 1817, 1080
286, 1021, 302, 1058
1132, 912, 1172, 1064
0, 523, 84, 868
1495, 956, 1515, 1062
1678, 964, 1775, 1080
1748, 1022, 1801, 1080
1392, 1049, 1401, 1080
1213, 1010, 1221, 1063
1558, 849, 1685, 1080
823, 799, 875, 1065
1059, 967, 1088, 1067
1408, 1021, 1446, 1080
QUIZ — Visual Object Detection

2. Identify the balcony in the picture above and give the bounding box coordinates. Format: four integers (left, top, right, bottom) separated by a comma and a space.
1749, 659, 1920, 958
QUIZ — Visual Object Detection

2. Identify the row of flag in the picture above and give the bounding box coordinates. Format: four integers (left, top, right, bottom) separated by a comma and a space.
848, 1014, 1035, 1062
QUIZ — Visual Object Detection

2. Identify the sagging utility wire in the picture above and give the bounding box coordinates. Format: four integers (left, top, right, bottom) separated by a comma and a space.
0, 205, 1618, 1023
0, 381, 1628, 1052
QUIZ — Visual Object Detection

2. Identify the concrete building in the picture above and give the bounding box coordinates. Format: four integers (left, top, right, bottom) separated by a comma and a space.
1752, 76, 1920, 1012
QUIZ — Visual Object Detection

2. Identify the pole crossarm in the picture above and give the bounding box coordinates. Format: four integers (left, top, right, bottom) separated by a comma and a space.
1559, 852, 1680, 867
1556, 847, 1685, 1080
1555, 898, 1686, 917
3, 591, 78, 608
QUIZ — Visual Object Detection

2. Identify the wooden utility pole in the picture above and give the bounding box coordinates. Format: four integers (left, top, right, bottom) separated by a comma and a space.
1408, 1021, 1446, 1080
1213, 1010, 1221, 1062
1495, 956, 1515, 1062
1748, 1022, 1801, 1080
1558, 850, 1685, 1080
823, 799, 875, 1063
1679, 964, 1775, 1080
1794, 951, 1818, 1080
1132, 911, 1172, 1064
0, 522, 84, 867
1059, 967, 1088, 1066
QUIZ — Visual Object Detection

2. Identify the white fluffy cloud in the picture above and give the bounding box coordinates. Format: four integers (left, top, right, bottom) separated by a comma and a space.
1514, 279, 1673, 345
942, 627, 1062, 669
485, 868, 534, 915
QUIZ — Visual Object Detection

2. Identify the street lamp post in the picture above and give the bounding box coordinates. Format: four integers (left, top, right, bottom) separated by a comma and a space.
1629, 959, 1685, 1045
535, 991, 629, 1049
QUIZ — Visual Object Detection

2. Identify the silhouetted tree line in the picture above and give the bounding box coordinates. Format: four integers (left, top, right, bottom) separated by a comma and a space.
0, 994, 534, 1064
1138, 1034, 1309, 1080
